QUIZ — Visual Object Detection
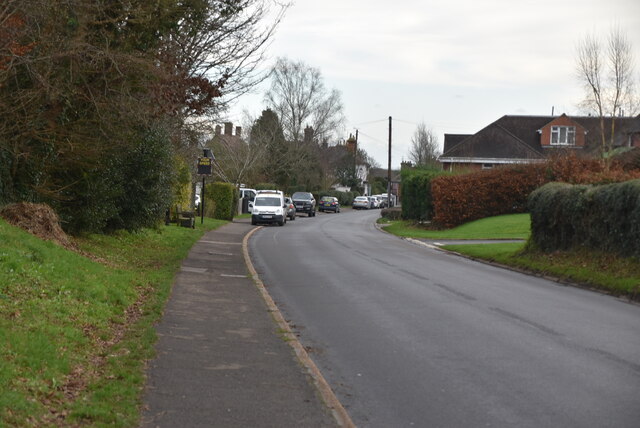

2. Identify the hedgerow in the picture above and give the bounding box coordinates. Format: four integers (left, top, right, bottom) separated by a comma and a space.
528, 180, 640, 257
429, 154, 640, 228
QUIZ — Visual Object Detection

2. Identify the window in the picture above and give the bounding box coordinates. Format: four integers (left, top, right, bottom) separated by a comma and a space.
551, 126, 575, 146
482, 163, 493, 170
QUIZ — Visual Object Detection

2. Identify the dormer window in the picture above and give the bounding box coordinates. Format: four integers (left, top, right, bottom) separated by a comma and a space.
551, 126, 575, 146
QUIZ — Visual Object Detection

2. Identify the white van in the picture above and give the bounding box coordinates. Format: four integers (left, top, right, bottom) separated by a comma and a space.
239, 188, 257, 213
251, 190, 287, 226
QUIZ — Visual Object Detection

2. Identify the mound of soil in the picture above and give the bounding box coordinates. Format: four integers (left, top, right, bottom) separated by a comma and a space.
0, 202, 77, 251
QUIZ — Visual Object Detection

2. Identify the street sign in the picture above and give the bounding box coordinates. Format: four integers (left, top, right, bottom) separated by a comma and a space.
197, 157, 212, 175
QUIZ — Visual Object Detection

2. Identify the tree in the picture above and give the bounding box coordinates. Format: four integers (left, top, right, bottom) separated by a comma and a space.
576, 26, 637, 162
264, 57, 345, 144
408, 123, 440, 167
0, 0, 286, 232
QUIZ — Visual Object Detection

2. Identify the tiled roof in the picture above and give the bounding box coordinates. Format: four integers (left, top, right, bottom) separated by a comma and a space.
441, 114, 640, 160
443, 134, 472, 153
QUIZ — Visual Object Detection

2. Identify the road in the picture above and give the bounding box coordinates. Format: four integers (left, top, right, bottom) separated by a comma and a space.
248, 208, 640, 428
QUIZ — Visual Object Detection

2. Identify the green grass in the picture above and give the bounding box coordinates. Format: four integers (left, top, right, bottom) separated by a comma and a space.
0, 217, 226, 426
381, 213, 639, 298
442, 242, 640, 297
382, 213, 531, 240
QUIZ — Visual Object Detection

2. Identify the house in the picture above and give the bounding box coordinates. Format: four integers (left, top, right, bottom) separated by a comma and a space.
439, 114, 640, 171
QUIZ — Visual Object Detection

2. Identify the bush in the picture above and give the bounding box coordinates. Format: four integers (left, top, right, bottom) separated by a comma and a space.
528, 180, 640, 257
204, 182, 236, 221
380, 207, 402, 221
401, 168, 446, 221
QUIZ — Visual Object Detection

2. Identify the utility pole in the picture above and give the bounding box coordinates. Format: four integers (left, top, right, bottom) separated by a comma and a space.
354, 129, 359, 183
387, 116, 392, 207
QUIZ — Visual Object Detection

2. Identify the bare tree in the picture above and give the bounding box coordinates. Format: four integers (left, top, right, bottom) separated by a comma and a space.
408, 122, 440, 167
576, 26, 637, 161
264, 57, 345, 144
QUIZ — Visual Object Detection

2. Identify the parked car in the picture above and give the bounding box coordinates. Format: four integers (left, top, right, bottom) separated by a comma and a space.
367, 196, 380, 209
352, 196, 370, 210
292, 191, 316, 217
318, 196, 340, 213
284, 197, 296, 221
251, 190, 287, 226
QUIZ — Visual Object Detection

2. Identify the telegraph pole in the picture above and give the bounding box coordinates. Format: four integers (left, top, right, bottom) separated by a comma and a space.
387, 116, 392, 207
354, 129, 359, 181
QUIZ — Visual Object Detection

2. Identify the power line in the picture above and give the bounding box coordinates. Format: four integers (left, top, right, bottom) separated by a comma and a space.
351, 118, 389, 127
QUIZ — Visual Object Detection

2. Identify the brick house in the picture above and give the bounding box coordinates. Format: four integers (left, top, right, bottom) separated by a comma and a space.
439, 114, 640, 171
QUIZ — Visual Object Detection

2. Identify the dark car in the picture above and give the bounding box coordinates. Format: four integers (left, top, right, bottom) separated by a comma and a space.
291, 192, 316, 217
284, 197, 296, 221
318, 196, 340, 213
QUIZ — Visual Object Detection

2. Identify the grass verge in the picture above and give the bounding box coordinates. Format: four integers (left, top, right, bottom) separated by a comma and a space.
442, 242, 640, 298
0, 217, 226, 426
381, 213, 531, 240
381, 213, 639, 299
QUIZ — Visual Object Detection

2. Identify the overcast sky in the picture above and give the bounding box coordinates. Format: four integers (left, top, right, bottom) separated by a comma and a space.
227, 0, 640, 168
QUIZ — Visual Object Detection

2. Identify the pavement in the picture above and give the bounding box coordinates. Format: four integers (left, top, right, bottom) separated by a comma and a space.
140, 219, 346, 428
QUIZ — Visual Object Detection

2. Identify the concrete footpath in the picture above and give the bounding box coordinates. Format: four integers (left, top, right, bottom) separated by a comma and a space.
140, 220, 343, 428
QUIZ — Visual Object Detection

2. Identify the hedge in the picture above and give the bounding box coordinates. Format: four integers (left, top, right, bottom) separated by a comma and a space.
431, 165, 547, 228
428, 155, 640, 229
401, 168, 447, 221
528, 180, 640, 257
204, 182, 236, 221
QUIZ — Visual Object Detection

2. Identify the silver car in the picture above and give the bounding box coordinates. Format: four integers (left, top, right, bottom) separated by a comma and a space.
352, 196, 370, 210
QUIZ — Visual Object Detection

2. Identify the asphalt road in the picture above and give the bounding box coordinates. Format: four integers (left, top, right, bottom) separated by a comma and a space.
249, 208, 640, 428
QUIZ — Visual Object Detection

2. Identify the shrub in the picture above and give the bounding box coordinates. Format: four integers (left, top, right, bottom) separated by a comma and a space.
380, 207, 402, 221
205, 182, 236, 221
401, 168, 446, 221
528, 180, 640, 257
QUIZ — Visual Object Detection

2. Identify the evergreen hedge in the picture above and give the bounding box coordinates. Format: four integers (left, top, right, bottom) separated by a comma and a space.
528, 180, 640, 257
401, 168, 446, 221
205, 182, 236, 221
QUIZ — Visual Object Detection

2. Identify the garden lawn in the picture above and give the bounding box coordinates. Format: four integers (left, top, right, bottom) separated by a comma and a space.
0, 217, 226, 427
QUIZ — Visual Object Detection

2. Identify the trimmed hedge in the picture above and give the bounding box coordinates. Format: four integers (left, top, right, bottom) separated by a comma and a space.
205, 182, 237, 221
528, 180, 640, 257
401, 168, 447, 221
431, 165, 547, 228
381, 207, 402, 221
428, 155, 640, 229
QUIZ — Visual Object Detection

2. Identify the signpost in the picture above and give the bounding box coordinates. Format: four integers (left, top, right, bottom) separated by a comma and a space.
198, 152, 214, 224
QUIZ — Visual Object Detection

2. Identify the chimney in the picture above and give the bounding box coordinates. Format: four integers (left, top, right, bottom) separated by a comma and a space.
215, 125, 222, 136
304, 126, 314, 144
224, 122, 233, 136
235, 126, 242, 137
